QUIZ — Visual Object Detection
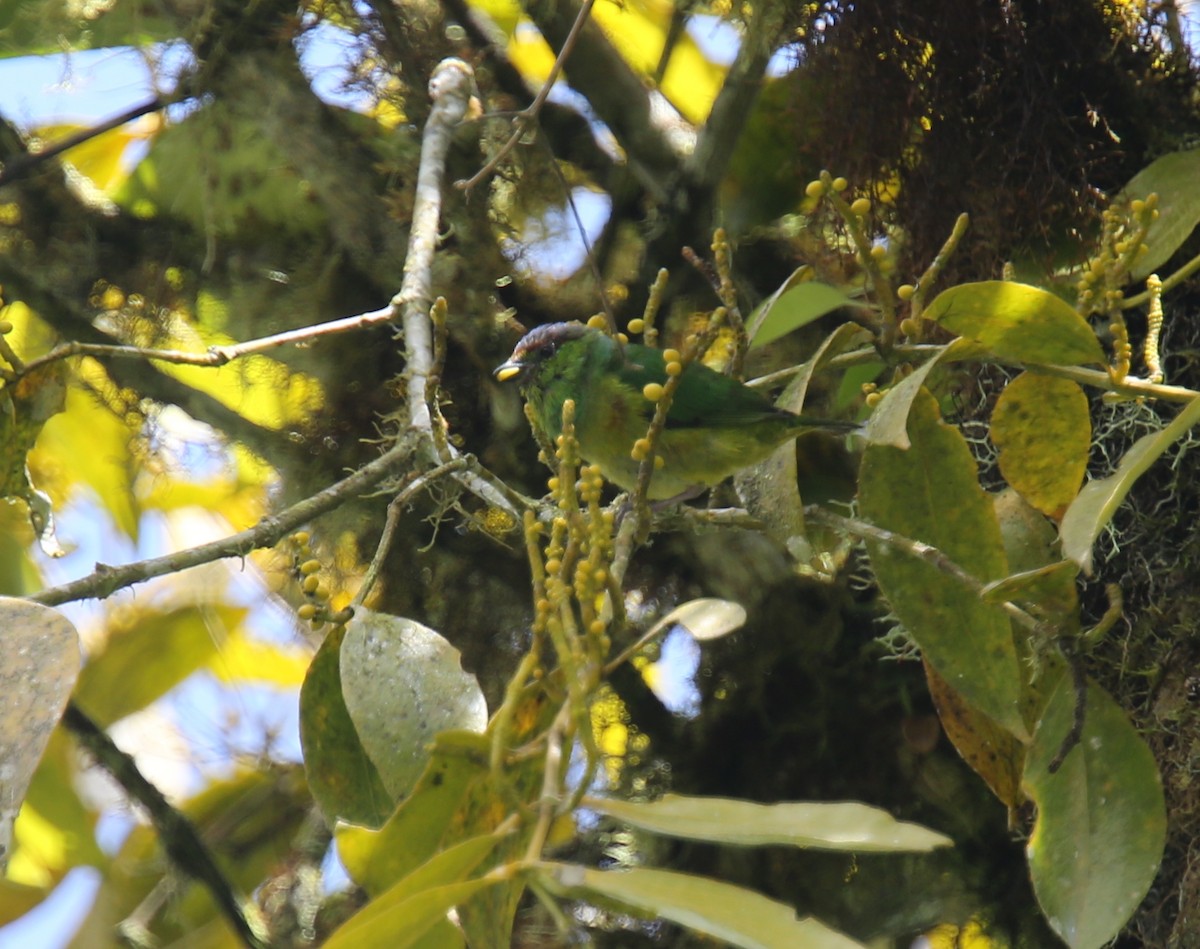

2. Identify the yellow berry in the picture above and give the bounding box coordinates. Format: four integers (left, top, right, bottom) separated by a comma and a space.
1130, 199, 1145, 214
292, 531, 311, 546
642, 382, 664, 402
662, 348, 681, 364
617, 333, 628, 344
545, 558, 562, 575
589, 619, 606, 636
0, 320, 12, 335
869, 244, 887, 260
804, 179, 826, 199
587, 314, 608, 329
547, 476, 560, 492
302, 575, 321, 594
300, 559, 322, 576
850, 197, 871, 216
899, 318, 920, 336
865, 391, 883, 408
627, 318, 645, 334
297, 604, 318, 620
665, 361, 682, 377
832, 176, 849, 192
896, 284, 915, 301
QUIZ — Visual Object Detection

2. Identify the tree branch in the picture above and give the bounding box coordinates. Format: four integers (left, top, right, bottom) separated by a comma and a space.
62, 704, 268, 949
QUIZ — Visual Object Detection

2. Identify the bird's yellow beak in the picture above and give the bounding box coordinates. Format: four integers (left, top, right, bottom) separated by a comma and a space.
494, 360, 523, 383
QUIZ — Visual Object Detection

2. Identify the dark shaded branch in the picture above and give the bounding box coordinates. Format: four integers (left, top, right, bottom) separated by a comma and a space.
0, 98, 167, 190
62, 704, 268, 949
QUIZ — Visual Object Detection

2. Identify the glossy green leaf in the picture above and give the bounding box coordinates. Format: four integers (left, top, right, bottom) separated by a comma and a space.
860, 388, 1027, 738
73, 605, 242, 727
340, 611, 488, 803
324, 830, 508, 948
1025, 678, 1166, 948
925, 282, 1105, 366
1117, 149, 1200, 280
1060, 396, 1200, 571
0, 599, 80, 874
335, 731, 488, 894
540, 864, 865, 949
300, 625, 394, 828
748, 275, 863, 349
990, 372, 1091, 516
583, 793, 952, 852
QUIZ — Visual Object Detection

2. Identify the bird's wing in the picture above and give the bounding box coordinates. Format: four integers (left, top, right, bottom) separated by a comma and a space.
618, 344, 783, 428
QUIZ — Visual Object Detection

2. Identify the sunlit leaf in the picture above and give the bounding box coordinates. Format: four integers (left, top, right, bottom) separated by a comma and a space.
859, 389, 1027, 738
340, 611, 488, 803
925, 282, 1105, 367
1060, 396, 1200, 571
208, 632, 310, 687
334, 731, 488, 894
74, 605, 245, 727
593, 0, 724, 125
28, 381, 139, 539
644, 598, 746, 643
324, 830, 508, 948
747, 277, 863, 349
1025, 678, 1166, 948
540, 863, 865, 949
990, 373, 1090, 517
323, 878, 497, 949
1117, 149, 1200, 280
0, 598, 80, 873
300, 625, 394, 828
584, 793, 952, 852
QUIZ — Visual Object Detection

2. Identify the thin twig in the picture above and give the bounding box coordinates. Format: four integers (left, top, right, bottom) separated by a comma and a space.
63, 704, 267, 949
28, 440, 418, 607
353, 457, 470, 608
457, 0, 598, 192
13, 305, 397, 380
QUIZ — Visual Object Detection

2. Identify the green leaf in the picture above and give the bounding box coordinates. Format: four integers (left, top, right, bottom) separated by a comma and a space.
583, 793, 952, 852
0, 599, 80, 875
74, 605, 239, 727
323, 830, 508, 948
863, 339, 981, 449
1117, 149, 1200, 280
340, 610, 488, 802
322, 877, 497, 949
925, 282, 1105, 367
1060, 396, 1200, 571
990, 372, 1091, 516
747, 275, 864, 349
859, 388, 1027, 738
334, 731, 489, 894
1024, 678, 1166, 948
300, 625, 394, 828
540, 864, 865, 949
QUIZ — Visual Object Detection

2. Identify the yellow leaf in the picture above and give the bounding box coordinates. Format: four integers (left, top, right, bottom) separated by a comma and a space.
593, 0, 724, 124
29, 383, 140, 538
990, 372, 1090, 517
210, 633, 311, 687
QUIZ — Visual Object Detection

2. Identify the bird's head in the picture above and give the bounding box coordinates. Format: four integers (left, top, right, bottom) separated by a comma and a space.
493, 321, 594, 387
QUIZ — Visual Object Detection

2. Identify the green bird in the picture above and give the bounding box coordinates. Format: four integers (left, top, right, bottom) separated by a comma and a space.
494, 322, 857, 500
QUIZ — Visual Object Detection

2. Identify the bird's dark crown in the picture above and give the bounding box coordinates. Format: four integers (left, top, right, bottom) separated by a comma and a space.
510, 321, 592, 365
